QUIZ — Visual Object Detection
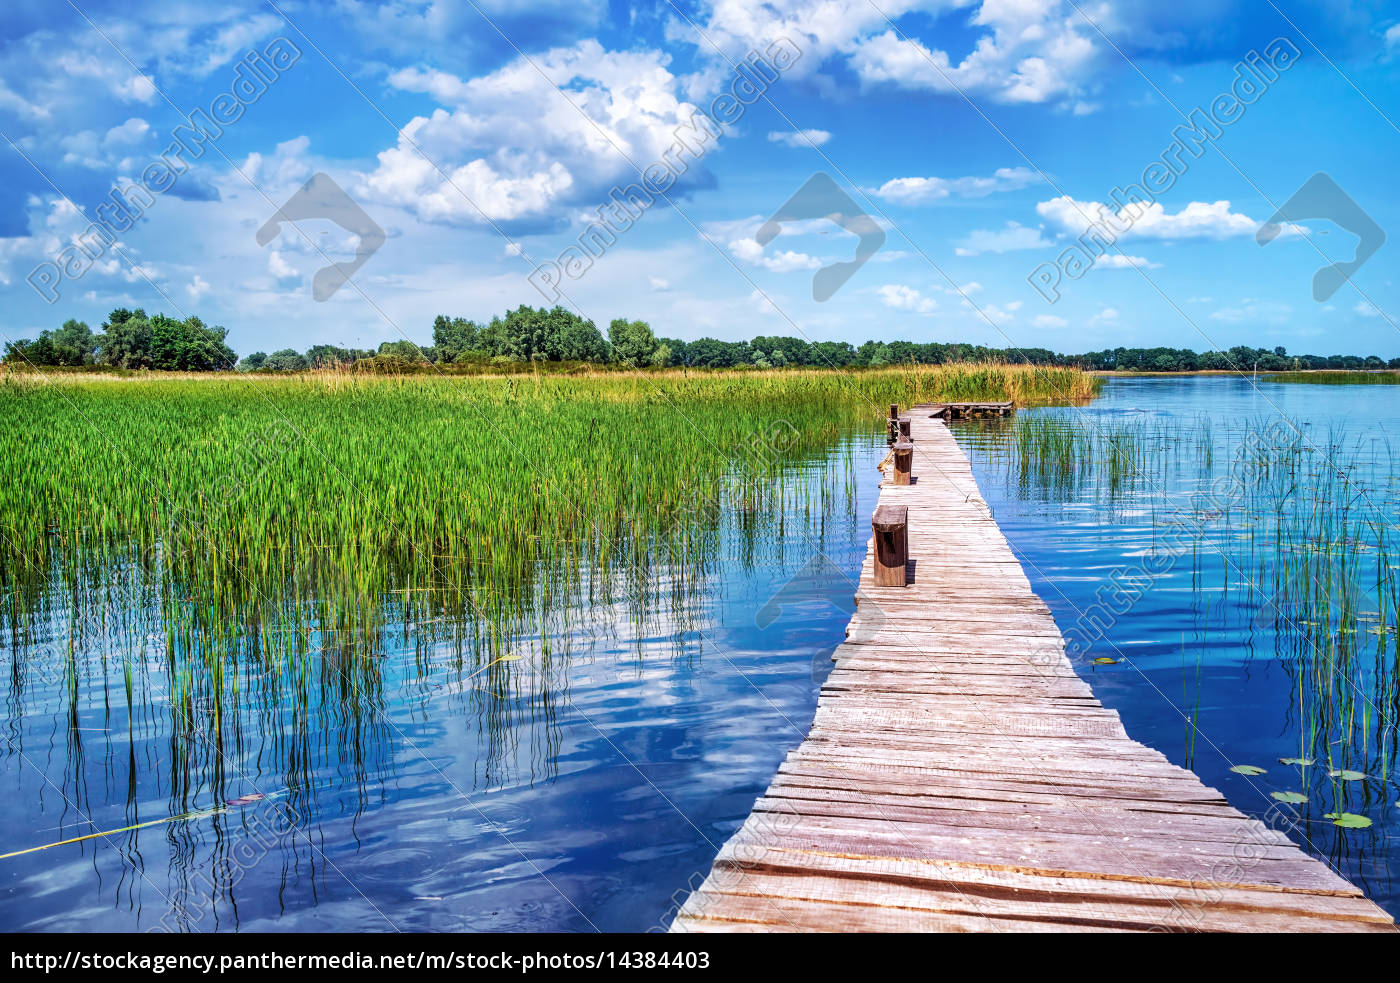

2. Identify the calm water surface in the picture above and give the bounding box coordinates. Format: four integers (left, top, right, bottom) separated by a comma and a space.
5, 376, 1399, 930
0, 440, 878, 932
956, 375, 1400, 917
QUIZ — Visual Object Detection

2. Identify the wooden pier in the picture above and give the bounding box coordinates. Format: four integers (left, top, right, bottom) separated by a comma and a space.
671, 406, 1393, 933
927, 400, 1012, 419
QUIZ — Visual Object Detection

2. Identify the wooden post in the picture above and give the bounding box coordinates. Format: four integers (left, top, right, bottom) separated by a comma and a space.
892, 438, 913, 485
898, 418, 911, 441
887, 403, 899, 445
872, 504, 908, 587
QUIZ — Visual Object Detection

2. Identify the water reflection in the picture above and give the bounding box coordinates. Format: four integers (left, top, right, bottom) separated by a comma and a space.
0, 437, 877, 931
957, 375, 1400, 915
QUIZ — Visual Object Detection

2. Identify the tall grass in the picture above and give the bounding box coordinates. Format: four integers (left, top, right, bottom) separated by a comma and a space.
1262, 371, 1400, 385
966, 409, 1400, 812
0, 363, 1097, 796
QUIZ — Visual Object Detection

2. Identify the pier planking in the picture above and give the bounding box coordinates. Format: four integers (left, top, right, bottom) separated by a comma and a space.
670, 406, 1394, 933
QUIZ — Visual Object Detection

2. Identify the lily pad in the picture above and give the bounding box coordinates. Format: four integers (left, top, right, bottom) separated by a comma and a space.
1324, 812, 1372, 829
1230, 764, 1267, 776
1270, 791, 1308, 804
1091, 657, 1119, 666
1329, 769, 1366, 781
1278, 757, 1314, 766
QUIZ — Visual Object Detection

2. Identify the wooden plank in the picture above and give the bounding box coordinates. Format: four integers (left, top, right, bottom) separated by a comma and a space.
670, 414, 1394, 933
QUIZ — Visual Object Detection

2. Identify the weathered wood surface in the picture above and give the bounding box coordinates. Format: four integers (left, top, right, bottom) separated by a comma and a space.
671, 413, 1394, 933
927, 401, 1013, 419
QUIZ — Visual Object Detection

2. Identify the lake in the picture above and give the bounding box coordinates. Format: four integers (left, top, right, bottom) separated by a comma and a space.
2, 374, 1396, 930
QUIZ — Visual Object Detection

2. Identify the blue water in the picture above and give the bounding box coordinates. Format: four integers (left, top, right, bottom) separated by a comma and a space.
0, 440, 880, 932
956, 375, 1400, 915
6, 376, 1399, 930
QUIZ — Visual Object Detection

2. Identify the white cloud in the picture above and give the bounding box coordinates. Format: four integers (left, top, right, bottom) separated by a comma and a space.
1037, 196, 1266, 241
1094, 253, 1161, 269
267, 250, 297, 279
954, 220, 1053, 255
970, 300, 1021, 326
729, 237, 822, 273
686, 1, 1102, 107
1033, 314, 1068, 328
1355, 300, 1383, 318
649, 276, 671, 291
874, 167, 1040, 205
877, 284, 937, 313
767, 129, 832, 148
186, 274, 211, 302
362, 41, 718, 226
1090, 307, 1119, 325
1386, 24, 1400, 49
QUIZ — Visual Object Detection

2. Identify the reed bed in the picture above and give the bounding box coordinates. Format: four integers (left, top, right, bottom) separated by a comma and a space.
965, 408, 1400, 830
1262, 371, 1400, 385
0, 363, 1095, 797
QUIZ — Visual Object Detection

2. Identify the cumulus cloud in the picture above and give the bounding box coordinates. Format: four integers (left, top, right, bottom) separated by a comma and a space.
1094, 253, 1161, 269
360, 42, 720, 227
685, 1, 1103, 107
729, 237, 822, 273
1037, 196, 1265, 241
267, 250, 297, 279
874, 167, 1040, 205
767, 129, 831, 148
877, 284, 937, 313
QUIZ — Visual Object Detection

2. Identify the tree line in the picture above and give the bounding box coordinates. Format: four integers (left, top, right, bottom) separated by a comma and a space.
4, 309, 235, 371
8, 305, 1400, 374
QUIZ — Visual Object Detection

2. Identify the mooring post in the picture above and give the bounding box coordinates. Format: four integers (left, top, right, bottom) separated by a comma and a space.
887, 403, 899, 445
898, 417, 911, 441
872, 504, 909, 587
892, 438, 913, 485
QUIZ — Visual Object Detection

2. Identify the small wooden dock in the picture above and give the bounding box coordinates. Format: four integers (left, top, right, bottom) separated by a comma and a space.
671, 407, 1393, 932
927, 400, 1012, 419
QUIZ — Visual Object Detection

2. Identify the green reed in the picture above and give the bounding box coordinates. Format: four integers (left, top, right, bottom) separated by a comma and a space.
1263, 371, 1400, 385
970, 408, 1400, 806
0, 363, 1097, 801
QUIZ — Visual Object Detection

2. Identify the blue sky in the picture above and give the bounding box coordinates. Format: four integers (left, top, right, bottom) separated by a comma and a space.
2, 0, 1398, 358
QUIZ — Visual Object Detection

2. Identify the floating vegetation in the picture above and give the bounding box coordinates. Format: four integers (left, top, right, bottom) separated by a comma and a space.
1325, 812, 1374, 828
1272, 791, 1309, 804
1231, 764, 1268, 776
960, 402, 1400, 866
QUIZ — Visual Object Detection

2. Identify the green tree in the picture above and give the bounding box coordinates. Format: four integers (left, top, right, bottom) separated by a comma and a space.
97, 311, 153, 368
238, 351, 268, 371
52, 319, 97, 365
432, 315, 483, 362
264, 348, 309, 371
608, 318, 659, 366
